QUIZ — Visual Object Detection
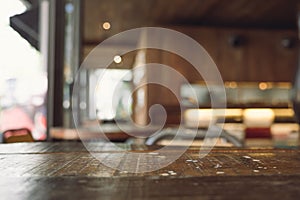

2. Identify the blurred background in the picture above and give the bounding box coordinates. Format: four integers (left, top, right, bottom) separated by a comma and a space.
1, 0, 300, 148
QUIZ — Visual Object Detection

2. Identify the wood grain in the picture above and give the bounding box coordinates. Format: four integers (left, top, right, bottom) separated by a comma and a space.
83, 0, 299, 42
1, 142, 300, 177
0, 142, 300, 199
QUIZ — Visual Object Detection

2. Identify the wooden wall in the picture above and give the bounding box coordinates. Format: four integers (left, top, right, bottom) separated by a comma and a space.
167, 26, 298, 82
132, 27, 299, 125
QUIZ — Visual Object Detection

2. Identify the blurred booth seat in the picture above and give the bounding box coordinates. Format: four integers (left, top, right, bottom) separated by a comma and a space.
2, 128, 34, 143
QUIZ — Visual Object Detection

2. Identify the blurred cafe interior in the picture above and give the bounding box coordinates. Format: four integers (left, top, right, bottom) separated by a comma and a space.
1, 0, 300, 199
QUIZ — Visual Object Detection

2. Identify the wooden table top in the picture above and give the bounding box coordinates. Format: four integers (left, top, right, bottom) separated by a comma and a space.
0, 142, 300, 199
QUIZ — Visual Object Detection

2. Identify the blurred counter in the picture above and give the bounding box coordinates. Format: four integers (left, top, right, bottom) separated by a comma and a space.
50, 122, 300, 149
50, 125, 130, 142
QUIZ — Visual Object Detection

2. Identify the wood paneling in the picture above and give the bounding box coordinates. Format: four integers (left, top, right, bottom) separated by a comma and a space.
169, 27, 299, 82
81, 0, 299, 81
83, 0, 299, 43
216, 29, 247, 82
247, 29, 298, 81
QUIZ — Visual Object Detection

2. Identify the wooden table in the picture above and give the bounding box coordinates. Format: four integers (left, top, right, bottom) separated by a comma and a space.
0, 142, 300, 199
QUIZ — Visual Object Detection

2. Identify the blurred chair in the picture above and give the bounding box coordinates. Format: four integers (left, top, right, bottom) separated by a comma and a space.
2, 128, 34, 143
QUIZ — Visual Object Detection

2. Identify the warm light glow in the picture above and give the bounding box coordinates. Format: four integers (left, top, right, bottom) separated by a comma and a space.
113, 55, 122, 64
259, 82, 268, 90
229, 81, 237, 88
243, 109, 275, 128
271, 123, 299, 136
184, 109, 217, 128
102, 22, 111, 30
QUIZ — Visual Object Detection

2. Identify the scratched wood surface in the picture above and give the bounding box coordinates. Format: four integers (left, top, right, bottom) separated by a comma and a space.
0, 142, 300, 199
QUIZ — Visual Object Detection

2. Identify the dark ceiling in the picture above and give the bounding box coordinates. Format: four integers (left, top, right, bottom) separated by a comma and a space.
84, 0, 300, 42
